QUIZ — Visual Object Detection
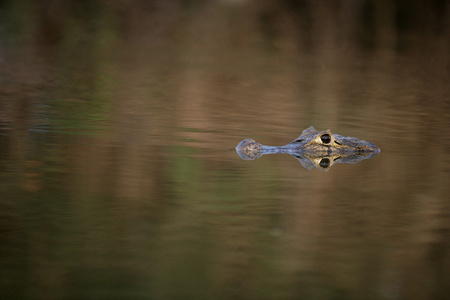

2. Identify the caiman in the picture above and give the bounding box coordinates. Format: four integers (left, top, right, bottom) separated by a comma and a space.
235, 126, 380, 170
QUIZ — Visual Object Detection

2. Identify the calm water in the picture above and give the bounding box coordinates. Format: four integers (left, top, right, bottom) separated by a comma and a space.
1, 1, 450, 299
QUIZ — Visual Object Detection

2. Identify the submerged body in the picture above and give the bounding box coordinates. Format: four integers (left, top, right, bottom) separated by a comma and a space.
236, 126, 380, 170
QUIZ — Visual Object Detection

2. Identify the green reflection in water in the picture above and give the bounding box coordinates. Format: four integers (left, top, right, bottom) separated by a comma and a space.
43, 97, 111, 134
159, 144, 290, 299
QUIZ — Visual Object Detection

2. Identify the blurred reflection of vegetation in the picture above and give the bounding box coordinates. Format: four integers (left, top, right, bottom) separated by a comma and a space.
46, 1, 117, 134
163, 145, 286, 299
1, 0, 448, 52
1, 0, 118, 134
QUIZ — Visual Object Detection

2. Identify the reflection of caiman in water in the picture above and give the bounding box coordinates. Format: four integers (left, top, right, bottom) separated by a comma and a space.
236, 126, 380, 170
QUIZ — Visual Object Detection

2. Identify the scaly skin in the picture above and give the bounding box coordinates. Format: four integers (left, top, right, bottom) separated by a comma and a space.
236, 126, 380, 170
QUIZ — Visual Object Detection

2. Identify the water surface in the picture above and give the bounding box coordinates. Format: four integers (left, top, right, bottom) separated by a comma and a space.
1, 1, 449, 299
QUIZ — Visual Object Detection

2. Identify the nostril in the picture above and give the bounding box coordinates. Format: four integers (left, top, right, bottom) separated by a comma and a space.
356, 147, 366, 154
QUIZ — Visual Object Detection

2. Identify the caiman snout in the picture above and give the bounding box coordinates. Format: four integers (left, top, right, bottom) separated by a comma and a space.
235, 139, 263, 160
355, 143, 380, 155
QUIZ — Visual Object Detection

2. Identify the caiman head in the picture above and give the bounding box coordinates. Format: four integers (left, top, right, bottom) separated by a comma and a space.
288, 126, 380, 156
235, 126, 380, 170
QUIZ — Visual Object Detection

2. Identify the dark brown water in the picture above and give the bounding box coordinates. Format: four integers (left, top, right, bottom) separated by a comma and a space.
1, 1, 449, 299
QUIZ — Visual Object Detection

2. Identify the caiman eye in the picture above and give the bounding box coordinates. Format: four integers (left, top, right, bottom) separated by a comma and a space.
320, 134, 331, 144
319, 158, 331, 168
